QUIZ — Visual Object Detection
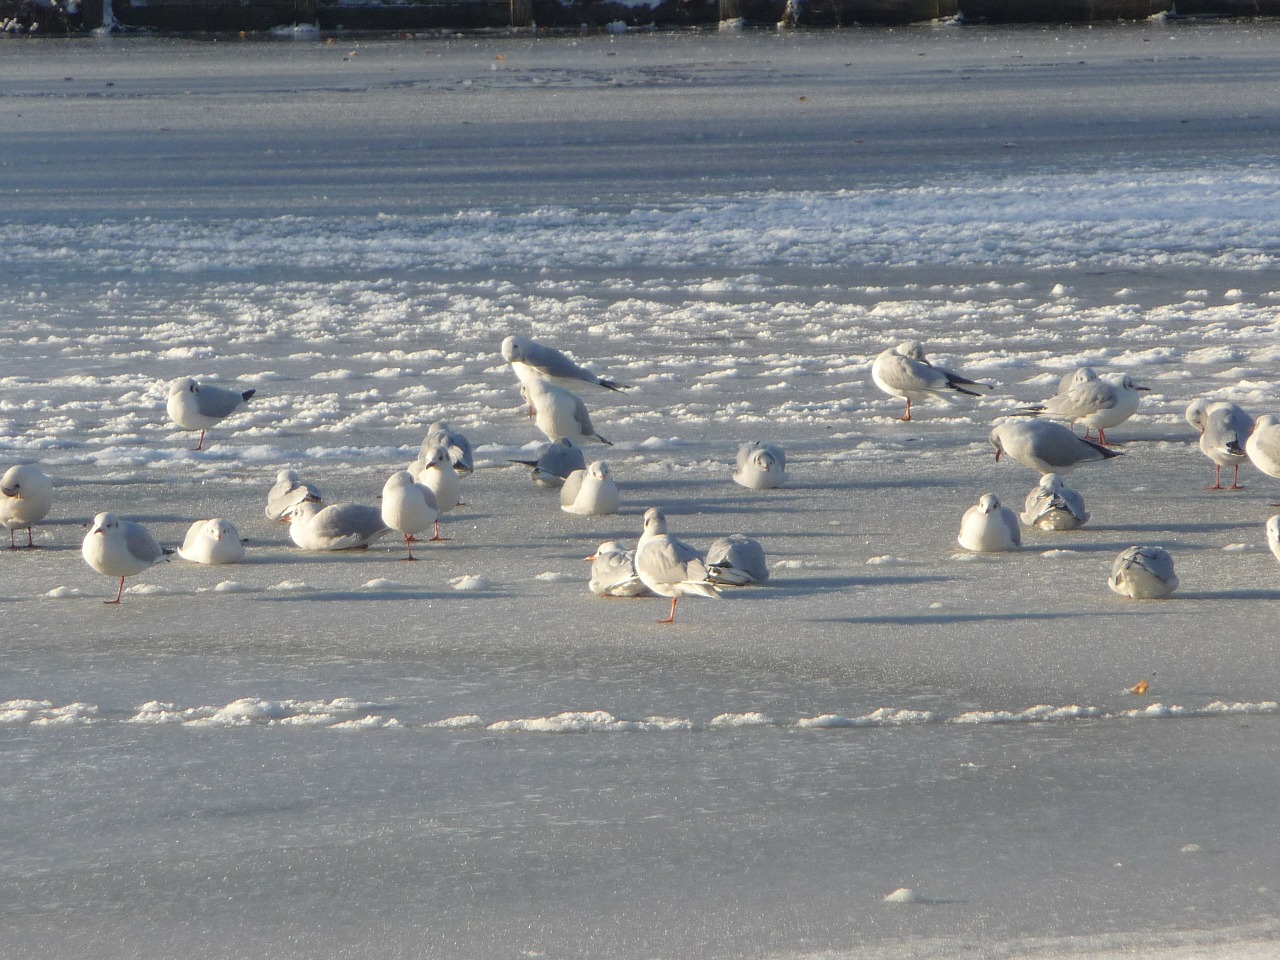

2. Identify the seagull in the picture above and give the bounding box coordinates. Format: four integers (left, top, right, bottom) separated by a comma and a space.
508, 438, 586, 488
1266, 515, 1280, 564
81, 512, 171, 604
1019, 473, 1089, 531
0, 463, 53, 549
1245, 414, 1280, 486
560, 461, 621, 516
501, 334, 629, 396
415, 444, 460, 541
380, 470, 439, 561
422, 421, 474, 474
177, 518, 246, 565
957, 494, 1021, 553
634, 507, 720, 624
732, 441, 788, 490
586, 541, 651, 597
1186, 399, 1252, 490
523, 378, 612, 446
990, 419, 1121, 474
870, 341, 993, 421
706, 535, 769, 585
165, 377, 255, 451
1023, 373, 1149, 445
265, 468, 323, 522
1109, 546, 1178, 599
284, 501, 390, 551
1057, 365, 1098, 395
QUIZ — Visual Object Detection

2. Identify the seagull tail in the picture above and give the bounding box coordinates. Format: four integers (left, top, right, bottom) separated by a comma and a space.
241, 389, 256, 402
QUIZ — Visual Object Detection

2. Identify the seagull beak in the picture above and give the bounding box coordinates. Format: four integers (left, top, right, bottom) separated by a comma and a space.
584, 555, 596, 562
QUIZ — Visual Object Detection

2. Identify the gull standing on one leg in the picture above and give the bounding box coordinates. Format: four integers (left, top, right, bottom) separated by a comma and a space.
870, 341, 993, 422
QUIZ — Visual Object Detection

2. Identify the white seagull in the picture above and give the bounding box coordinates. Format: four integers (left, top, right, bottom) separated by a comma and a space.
178, 518, 246, 565
1265, 515, 1280, 564
990, 419, 1121, 475
634, 507, 721, 624
560, 461, 621, 516
1024, 373, 1149, 445
501, 334, 629, 396
870, 341, 993, 421
165, 377, 255, 451
1019, 473, 1089, 531
733, 441, 788, 490
0, 463, 53, 549
415, 444, 460, 541
523, 378, 612, 446
957, 494, 1021, 553
82, 512, 171, 604
1057, 365, 1098, 395
1109, 546, 1178, 599
265, 468, 323, 522
285, 501, 390, 551
509, 438, 586, 488
1245, 414, 1280, 485
706, 535, 769, 585
1186, 399, 1252, 490
381, 470, 439, 561
586, 541, 651, 598
422, 420, 474, 474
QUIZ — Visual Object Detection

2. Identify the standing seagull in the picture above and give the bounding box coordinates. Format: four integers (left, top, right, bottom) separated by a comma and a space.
0, 464, 53, 549
166, 377, 255, 451
1024, 373, 1149, 446
733, 441, 788, 490
1186, 399, 1252, 490
81, 512, 171, 604
1109, 546, 1178, 599
990, 419, 1121, 475
501, 335, 629, 396
265, 468, 323, 522
870, 341, 993, 421
523, 378, 612, 446
957, 494, 1021, 553
381, 471, 439, 561
634, 507, 721, 624
415, 444, 461, 541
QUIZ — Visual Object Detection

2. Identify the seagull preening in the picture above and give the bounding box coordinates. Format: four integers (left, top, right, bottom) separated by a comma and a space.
733, 441, 788, 490
522, 378, 613, 447
634, 507, 721, 624
1109, 545, 1178, 599
1023, 372, 1149, 446
990, 419, 1121, 475
0, 464, 53, 549
957, 493, 1021, 553
81, 512, 171, 604
871, 341, 993, 421
1019, 473, 1089, 531
178, 518, 246, 565
165, 377, 255, 451
501, 335, 630, 396
265, 468, 323, 522
422, 421, 474, 474
705, 535, 770, 585
1186, 399, 1252, 490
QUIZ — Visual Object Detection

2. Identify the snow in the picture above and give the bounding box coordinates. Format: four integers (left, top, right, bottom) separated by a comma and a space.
3, 22, 1280, 960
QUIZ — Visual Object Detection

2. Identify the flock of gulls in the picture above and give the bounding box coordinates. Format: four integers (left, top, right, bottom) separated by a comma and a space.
4, 335, 1280, 616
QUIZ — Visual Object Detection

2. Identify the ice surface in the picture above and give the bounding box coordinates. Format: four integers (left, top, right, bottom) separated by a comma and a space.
4, 22, 1280, 960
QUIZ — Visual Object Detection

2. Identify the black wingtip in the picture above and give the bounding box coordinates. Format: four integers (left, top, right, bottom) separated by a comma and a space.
1082, 437, 1123, 458
600, 380, 632, 392
242, 389, 256, 402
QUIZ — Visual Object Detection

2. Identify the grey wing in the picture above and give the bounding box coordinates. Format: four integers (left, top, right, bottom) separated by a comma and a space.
559, 470, 585, 507
196, 385, 248, 419
707, 536, 769, 584
1037, 426, 1115, 467
317, 504, 388, 541
1056, 488, 1089, 521
638, 536, 705, 586
541, 440, 585, 479
449, 434, 474, 472
933, 364, 993, 394
523, 340, 595, 384
1134, 547, 1176, 582
880, 354, 947, 394
574, 394, 611, 445
123, 521, 165, 564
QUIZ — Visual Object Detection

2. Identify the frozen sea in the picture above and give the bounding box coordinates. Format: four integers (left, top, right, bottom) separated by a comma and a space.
3, 19, 1280, 960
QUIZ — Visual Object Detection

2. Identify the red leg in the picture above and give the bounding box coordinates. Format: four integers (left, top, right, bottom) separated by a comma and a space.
429, 519, 451, 542
657, 597, 677, 624
1229, 464, 1245, 491
401, 534, 418, 561
104, 576, 125, 605
897, 398, 912, 422
192, 429, 206, 451
1207, 464, 1224, 491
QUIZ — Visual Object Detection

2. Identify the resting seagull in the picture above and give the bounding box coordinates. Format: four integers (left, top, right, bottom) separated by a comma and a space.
166, 377, 255, 451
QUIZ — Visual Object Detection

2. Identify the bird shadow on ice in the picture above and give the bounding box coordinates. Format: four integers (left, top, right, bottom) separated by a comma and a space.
252, 589, 466, 603
1174, 589, 1280, 601
774, 575, 950, 596
1085, 523, 1254, 536
821, 610, 1148, 627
